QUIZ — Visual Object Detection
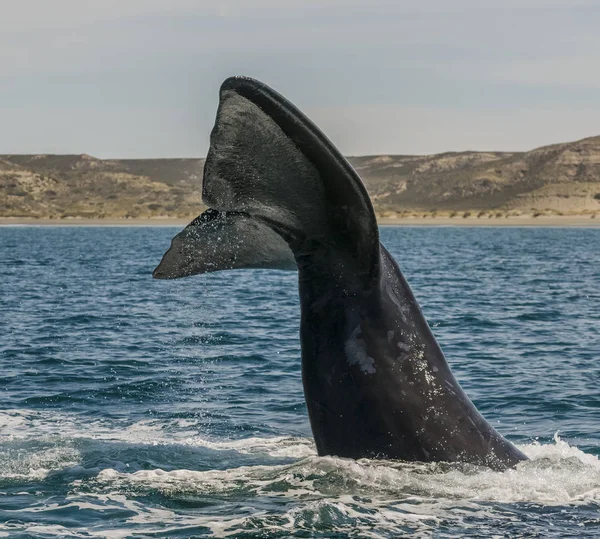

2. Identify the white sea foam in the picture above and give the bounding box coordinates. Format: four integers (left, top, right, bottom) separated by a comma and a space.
85, 439, 600, 538
90, 436, 600, 507
2, 409, 600, 537
2, 409, 599, 505
0, 409, 314, 458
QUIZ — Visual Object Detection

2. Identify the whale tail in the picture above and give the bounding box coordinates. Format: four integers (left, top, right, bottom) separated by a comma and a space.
153, 76, 528, 470
153, 76, 380, 284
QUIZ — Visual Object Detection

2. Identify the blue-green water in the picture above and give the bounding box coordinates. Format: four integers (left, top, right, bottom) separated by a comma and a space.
1, 226, 599, 538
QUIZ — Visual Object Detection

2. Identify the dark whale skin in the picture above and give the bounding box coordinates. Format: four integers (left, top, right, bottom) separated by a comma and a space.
154, 76, 527, 470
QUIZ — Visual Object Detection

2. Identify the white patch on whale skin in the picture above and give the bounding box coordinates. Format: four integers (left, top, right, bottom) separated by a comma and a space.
397, 341, 411, 353
345, 326, 376, 374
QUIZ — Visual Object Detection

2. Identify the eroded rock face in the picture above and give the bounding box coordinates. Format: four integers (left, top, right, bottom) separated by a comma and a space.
352, 135, 600, 214
2, 135, 600, 219
0, 154, 205, 219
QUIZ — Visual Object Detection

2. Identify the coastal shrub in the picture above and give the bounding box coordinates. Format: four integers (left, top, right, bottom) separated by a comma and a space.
533, 212, 542, 217
495, 212, 503, 218
463, 212, 471, 218
449, 211, 457, 218
594, 193, 600, 200
477, 211, 486, 218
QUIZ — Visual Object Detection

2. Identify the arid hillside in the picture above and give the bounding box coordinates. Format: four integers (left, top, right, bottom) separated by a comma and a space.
2, 135, 600, 219
354, 135, 600, 216
0, 155, 204, 219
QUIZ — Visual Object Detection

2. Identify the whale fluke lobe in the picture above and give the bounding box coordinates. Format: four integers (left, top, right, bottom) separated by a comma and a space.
154, 76, 528, 469
153, 209, 295, 279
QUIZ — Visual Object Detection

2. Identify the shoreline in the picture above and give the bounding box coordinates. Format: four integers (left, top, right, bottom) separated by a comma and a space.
0, 218, 191, 227
378, 215, 600, 227
1, 215, 599, 228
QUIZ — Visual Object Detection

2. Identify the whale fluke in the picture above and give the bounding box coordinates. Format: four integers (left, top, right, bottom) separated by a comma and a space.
154, 76, 528, 470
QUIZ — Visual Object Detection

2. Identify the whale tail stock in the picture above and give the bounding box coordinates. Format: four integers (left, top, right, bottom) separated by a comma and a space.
153, 76, 380, 285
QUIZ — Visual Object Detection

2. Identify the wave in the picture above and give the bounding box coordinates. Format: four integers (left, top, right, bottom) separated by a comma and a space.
91, 435, 600, 506
2, 410, 599, 503
2, 410, 599, 538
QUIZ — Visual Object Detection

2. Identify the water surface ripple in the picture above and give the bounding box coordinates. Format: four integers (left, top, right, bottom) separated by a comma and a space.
1, 226, 599, 537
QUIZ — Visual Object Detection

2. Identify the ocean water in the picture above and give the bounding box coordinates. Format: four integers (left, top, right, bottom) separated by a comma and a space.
1, 225, 599, 538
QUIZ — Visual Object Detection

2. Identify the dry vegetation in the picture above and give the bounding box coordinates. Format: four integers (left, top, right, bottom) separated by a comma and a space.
2, 135, 600, 220
0, 155, 203, 219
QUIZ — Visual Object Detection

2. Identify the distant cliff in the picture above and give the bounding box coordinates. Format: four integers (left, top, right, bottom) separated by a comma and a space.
2, 135, 600, 219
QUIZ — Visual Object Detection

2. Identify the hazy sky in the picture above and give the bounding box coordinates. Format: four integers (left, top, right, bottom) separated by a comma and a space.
1, 0, 599, 157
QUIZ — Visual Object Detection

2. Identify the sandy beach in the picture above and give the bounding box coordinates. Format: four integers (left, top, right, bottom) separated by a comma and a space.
0, 218, 192, 227
1, 215, 599, 227
378, 214, 600, 227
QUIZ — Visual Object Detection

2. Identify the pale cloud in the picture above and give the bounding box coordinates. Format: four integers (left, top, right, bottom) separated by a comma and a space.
489, 56, 600, 89
0, 1, 205, 31
1, 0, 599, 157
308, 105, 600, 156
